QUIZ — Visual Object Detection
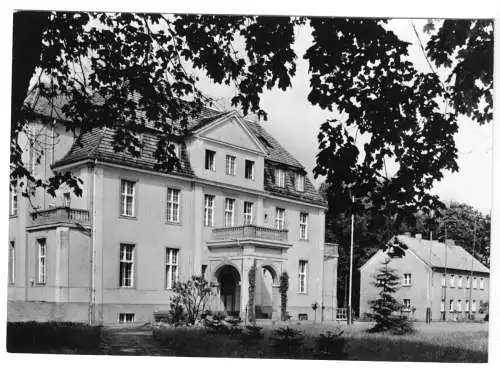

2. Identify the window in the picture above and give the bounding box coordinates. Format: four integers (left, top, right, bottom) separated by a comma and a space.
449, 275, 455, 287
298, 260, 307, 293
37, 239, 47, 285
458, 300, 463, 312
226, 155, 236, 176
171, 142, 180, 158
120, 180, 136, 217
403, 273, 412, 286
402, 299, 411, 311
466, 300, 470, 312
165, 248, 179, 289
275, 168, 285, 187
472, 300, 477, 312
205, 150, 216, 171
243, 201, 254, 225
245, 160, 255, 180
166, 188, 180, 223
479, 277, 484, 290
204, 195, 215, 227
224, 198, 235, 227
299, 213, 308, 240
296, 173, 305, 192
63, 192, 71, 208
118, 313, 135, 323
119, 244, 135, 288
10, 189, 18, 216
449, 299, 454, 312
466, 276, 471, 288
457, 276, 463, 288
201, 264, 207, 278
473, 277, 477, 289
8, 241, 15, 285
441, 274, 446, 287
440, 300, 445, 312
275, 208, 286, 230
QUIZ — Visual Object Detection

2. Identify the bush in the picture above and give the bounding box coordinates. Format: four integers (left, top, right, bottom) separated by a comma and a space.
270, 326, 304, 355
315, 329, 346, 359
7, 322, 101, 354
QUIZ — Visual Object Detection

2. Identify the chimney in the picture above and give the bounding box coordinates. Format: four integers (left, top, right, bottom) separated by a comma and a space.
415, 233, 422, 240
445, 239, 455, 247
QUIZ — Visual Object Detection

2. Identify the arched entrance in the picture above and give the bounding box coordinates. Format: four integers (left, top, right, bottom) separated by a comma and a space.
216, 265, 241, 317
255, 265, 278, 319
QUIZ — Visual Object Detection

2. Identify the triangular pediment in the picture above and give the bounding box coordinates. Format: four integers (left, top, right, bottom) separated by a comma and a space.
197, 113, 267, 155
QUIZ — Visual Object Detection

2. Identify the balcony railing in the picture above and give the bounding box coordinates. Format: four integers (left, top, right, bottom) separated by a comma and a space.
211, 225, 288, 243
29, 207, 90, 227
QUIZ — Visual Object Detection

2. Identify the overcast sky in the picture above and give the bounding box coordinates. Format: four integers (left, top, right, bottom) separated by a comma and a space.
195, 19, 493, 214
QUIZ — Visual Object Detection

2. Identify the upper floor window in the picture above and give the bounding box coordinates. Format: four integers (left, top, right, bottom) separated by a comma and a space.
37, 239, 47, 285
226, 155, 236, 176
479, 277, 485, 290
299, 212, 308, 240
205, 150, 216, 171
204, 195, 215, 227
166, 188, 180, 223
245, 160, 255, 180
275, 168, 285, 188
449, 299, 454, 312
120, 180, 136, 217
8, 241, 15, 285
403, 273, 412, 286
63, 192, 71, 208
119, 243, 135, 288
298, 260, 307, 293
473, 277, 478, 289
296, 173, 305, 192
165, 248, 179, 289
402, 299, 411, 311
243, 201, 254, 225
10, 189, 18, 216
449, 275, 455, 287
457, 276, 463, 288
275, 208, 286, 230
466, 276, 471, 288
441, 274, 446, 287
224, 198, 235, 227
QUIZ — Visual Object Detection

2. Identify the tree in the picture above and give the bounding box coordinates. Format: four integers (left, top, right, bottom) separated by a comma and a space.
279, 271, 289, 321
11, 12, 492, 223
168, 275, 213, 326
247, 261, 257, 324
368, 259, 413, 334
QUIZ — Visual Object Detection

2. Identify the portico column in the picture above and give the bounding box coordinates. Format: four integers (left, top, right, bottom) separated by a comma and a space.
239, 244, 255, 320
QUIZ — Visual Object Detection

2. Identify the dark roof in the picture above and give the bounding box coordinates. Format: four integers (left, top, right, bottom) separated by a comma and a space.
397, 235, 489, 274
36, 94, 323, 206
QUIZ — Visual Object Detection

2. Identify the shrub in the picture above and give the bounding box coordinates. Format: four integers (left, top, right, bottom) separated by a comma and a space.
279, 271, 289, 321
314, 329, 346, 359
7, 322, 101, 354
240, 324, 264, 344
270, 326, 304, 355
248, 261, 257, 324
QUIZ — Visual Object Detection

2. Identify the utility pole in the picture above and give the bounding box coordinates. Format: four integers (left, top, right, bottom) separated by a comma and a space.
348, 196, 354, 325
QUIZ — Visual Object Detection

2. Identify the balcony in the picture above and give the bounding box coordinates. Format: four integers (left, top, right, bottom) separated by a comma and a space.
208, 225, 291, 250
29, 207, 91, 228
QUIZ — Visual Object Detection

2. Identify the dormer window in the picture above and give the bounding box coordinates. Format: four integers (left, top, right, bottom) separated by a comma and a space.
275, 168, 285, 188
205, 150, 216, 171
296, 173, 304, 192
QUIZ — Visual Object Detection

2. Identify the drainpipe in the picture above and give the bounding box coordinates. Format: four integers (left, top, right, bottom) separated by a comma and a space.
88, 161, 96, 325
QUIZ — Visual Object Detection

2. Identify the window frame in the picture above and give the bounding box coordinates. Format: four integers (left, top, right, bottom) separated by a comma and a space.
225, 154, 236, 176
299, 212, 309, 240
120, 179, 137, 218
275, 168, 285, 188
457, 300, 462, 312
224, 198, 235, 227
245, 160, 255, 180
479, 277, 484, 290
165, 248, 179, 290
402, 298, 411, 312
275, 207, 286, 230
204, 195, 215, 227
10, 189, 18, 217
449, 275, 455, 287
119, 243, 135, 288
449, 299, 454, 312
298, 260, 308, 294
243, 201, 254, 225
205, 149, 216, 171
403, 273, 412, 286
472, 277, 478, 289
118, 313, 135, 323
472, 299, 477, 312
457, 275, 463, 288
166, 188, 181, 224
296, 173, 305, 192
37, 238, 47, 285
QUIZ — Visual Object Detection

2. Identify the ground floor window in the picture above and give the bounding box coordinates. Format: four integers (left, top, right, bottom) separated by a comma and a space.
118, 313, 135, 323
165, 248, 179, 289
119, 244, 135, 288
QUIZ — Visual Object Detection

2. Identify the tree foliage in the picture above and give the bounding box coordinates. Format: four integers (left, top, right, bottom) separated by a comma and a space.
168, 275, 213, 326
11, 12, 492, 224
247, 261, 257, 324
368, 259, 413, 334
279, 271, 289, 321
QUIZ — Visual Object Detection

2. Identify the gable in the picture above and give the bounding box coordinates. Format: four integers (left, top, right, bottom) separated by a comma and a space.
198, 115, 266, 154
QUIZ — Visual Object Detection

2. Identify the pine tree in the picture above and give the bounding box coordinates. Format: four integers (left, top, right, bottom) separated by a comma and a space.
368, 259, 413, 334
